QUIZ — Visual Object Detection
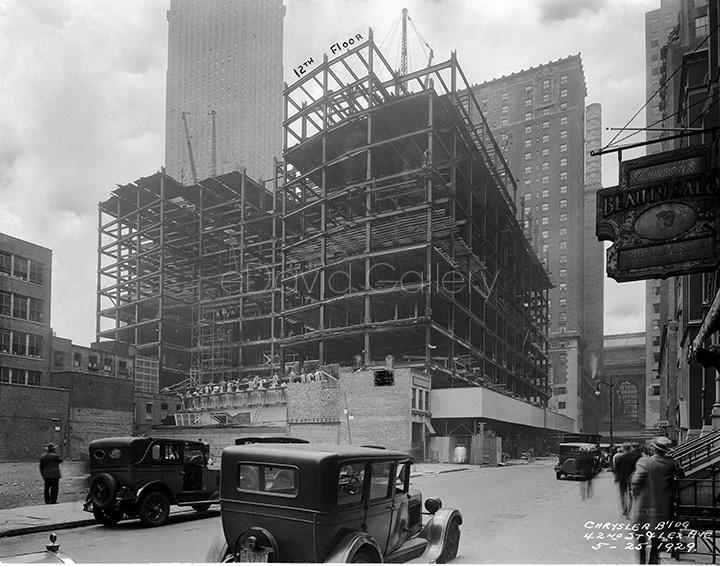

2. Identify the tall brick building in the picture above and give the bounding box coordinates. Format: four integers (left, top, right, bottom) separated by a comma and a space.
469, 56, 604, 432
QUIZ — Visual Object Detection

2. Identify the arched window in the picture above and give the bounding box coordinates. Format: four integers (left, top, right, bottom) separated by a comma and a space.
617, 381, 639, 421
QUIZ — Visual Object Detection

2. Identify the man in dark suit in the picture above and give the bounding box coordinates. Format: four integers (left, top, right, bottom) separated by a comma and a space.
630, 436, 683, 564
39, 443, 63, 504
614, 441, 642, 517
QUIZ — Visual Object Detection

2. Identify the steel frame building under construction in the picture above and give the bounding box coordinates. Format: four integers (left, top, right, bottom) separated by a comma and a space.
97, 31, 552, 404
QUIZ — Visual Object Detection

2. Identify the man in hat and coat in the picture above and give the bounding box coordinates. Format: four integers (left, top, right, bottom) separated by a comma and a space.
630, 436, 683, 564
39, 443, 63, 504
614, 441, 642, 517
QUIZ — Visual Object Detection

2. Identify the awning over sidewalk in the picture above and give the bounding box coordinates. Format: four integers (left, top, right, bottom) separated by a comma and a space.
689, 286, 720, 367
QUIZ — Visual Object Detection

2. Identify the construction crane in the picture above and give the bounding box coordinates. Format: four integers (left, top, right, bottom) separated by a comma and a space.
181, 111, 198, 184
395, 8, 433, 87
209, 110, 217, 177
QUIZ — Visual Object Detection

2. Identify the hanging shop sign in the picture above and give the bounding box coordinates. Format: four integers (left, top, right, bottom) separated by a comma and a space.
596, 144, 720, 282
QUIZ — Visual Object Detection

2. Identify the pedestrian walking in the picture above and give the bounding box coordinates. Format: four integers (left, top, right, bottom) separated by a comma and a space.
629, 436, 683, 564
614, 441, 642, 517
39, 443, 63, 504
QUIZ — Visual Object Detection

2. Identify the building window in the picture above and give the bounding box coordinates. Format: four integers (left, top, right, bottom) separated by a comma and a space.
500, 117, 508, 127
542, 162, 550, 171
103, 358, 113, 372
542, 134, 549, 143
88, 355, 98, 370
542, 121, 549, 129
541, 188, 549, 198
559, 282, 567, 292
559, 268, 567, 279
559, 254, 567, 265
0, 252, 10, 275
559, 401, 566, 409
541, 230, 549, 239
560, 143, 567, 153
119, 360, 128, 375
560, 102, 568, 111
542, 217, 549, 225
560, 213, 568, 222
559, 297, 567, 307
524, 125, 532, 134
73, 352, 81, 368
525, 85, 532, 94
651, 384, 661, 396
560, 116, 568, 126
560, 130, 567, 139
524, 112, 532, 120
524, 192, 532, 202
29, 298, 43, 323
13, 257, 28, 280
12, 295, 27, 320
560, 185, 568, 194
10, 368, 24, 385
541, 203, 549, 212
12, 331, 26, 356
557, 386, 567, 395
560, 158, 568, 167
542, 93, 550, 103
524, 152, 532, 161
542, 108, 550, 116
524, 139, 532, 148
559, 241, 567, 249
145, 403, 154, 422
559, 198, 567, 209
560, 89, 567, 98
53, 351, 66, 368
618, 381, 639, 420
28, 334, 42, 358
542, 148, 550, 156
0, 291, 10, 316
524, 206, 532, 216
29, 261, 44, 285
560, 171, 568, 181
543, 79, 550, 89
524, 166, 532, 175
696, 15, 709, 37
0, 366, 9, 382
27, 370, 41, 386
525, 98, 532, 107
542, 244, 549, 254
0, 329, 9, 353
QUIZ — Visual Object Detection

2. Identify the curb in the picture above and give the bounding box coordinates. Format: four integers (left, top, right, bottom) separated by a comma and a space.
0, 518, 96, 539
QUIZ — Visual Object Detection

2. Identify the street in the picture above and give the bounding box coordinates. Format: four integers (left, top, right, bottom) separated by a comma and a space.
0, 460, 676, 564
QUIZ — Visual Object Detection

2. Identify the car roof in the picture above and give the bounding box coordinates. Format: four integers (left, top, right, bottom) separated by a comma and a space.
88, 436, 206, 449
223, 443, 411, 463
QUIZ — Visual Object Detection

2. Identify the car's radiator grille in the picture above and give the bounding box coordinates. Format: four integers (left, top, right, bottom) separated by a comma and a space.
409, 500, 421, 527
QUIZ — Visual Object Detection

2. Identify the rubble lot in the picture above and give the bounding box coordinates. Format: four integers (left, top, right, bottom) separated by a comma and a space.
0, 461, 89, 510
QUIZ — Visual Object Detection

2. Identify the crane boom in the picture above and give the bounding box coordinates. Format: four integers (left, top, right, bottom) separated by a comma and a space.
209, 110, 217, 177
181, 111, 198, 184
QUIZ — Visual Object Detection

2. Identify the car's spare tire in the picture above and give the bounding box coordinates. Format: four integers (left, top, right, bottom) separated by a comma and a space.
232, 528, 279, 562
563, 458, 579, 475
90, 473, 117, 510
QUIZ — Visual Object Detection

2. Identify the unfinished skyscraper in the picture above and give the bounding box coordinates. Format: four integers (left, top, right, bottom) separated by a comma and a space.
98, 33, 551, 408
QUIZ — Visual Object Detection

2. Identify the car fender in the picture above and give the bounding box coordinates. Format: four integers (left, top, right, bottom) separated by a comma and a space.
205, 532, 230, 563
421, 508, 463, 563
324, 531, 383, 563
136, 481, 174, 504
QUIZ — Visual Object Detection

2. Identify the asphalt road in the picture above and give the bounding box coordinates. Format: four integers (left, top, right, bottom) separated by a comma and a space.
0, 461, 658, 564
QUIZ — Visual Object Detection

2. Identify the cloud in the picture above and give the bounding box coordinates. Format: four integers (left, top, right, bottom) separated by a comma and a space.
538, 0, 608, 23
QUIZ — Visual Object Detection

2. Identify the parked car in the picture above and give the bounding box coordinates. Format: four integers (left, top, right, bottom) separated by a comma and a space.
205, 441, 463, 563
554, 442, 601, 480
83, 436, 220, 527
0, 533, 74, 563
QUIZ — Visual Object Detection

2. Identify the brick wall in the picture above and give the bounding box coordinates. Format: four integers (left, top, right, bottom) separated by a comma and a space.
152, 425, 288, 459
0, 383, 69, 461
51, 371, 134, 410
286, 380, 340, 424
337, 368, 412, 451
68, 408, 133, 460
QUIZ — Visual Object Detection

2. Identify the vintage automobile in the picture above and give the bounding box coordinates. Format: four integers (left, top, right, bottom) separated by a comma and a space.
205, 441, 463, 563
0, 533, 74, 564
554, 442, 601, 480
83, 436, 220, 527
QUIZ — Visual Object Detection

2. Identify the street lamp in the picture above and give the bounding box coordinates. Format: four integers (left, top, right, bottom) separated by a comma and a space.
595, 379, 615, 455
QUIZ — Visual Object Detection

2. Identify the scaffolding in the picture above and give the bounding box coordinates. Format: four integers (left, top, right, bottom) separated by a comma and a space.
97, 31, 551, 404
278, 31, 551, 401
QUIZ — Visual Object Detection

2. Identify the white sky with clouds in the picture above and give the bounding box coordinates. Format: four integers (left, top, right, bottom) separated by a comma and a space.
0, 0, 655, 345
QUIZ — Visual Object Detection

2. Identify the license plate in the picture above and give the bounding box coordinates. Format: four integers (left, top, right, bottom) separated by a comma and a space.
239, 549, 269, 562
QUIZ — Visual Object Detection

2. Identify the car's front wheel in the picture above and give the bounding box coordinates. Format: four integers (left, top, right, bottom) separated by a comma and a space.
138, 491, 170, 527
92, 505, 124, 526
436, 518, 461, 563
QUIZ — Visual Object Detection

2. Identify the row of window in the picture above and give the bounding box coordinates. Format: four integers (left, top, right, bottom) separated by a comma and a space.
0, 251, 44, 285
0, 291, 44, 323
0, 329, 43, 358
0, 366, 42, 386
